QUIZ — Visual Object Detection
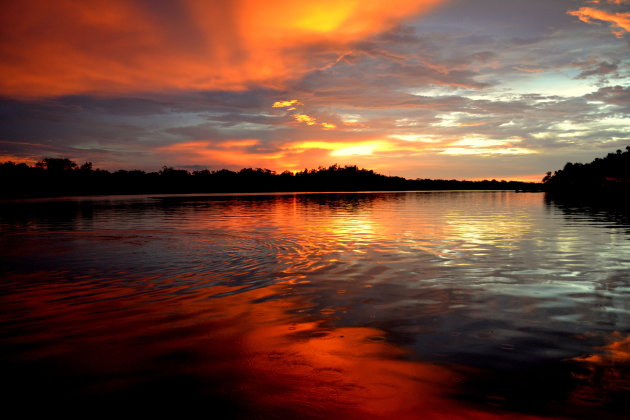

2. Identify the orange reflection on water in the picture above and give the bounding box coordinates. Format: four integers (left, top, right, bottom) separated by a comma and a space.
208, 281, 565, 419
2, 270, 553, 419
569, 332, 630, 409
183, 281, 550, 419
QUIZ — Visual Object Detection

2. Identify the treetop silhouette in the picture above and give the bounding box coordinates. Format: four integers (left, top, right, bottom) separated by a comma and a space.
1, 159, 539, 198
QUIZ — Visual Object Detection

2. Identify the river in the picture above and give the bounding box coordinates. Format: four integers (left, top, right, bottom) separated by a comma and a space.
1, 191, 628, 418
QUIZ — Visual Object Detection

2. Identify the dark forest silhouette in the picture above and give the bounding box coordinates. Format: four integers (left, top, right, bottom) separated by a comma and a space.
542, 146, 630, 195
1, 158, 539, 198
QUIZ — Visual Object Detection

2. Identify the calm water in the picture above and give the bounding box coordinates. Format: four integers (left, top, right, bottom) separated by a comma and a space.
1, 191, 629, 418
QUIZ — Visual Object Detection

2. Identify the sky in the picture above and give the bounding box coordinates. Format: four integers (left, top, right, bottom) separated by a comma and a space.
0, 0, 628, 181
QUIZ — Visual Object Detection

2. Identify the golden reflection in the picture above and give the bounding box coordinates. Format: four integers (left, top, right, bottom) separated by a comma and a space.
442, 193, 540, 250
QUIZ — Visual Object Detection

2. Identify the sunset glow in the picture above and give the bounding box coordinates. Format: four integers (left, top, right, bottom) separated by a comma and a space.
3, 2, 629, 414
1, 0, 628, 180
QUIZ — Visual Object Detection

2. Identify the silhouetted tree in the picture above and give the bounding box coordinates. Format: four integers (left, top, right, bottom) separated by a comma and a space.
79, 162, 93, 172
543, 145, 630, 194
36, 157, 77, 173
0, 157, 542, 198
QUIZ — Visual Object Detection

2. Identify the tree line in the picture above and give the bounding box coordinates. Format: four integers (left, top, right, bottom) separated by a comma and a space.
542, 146, 630, 194
0, 158, 539, 198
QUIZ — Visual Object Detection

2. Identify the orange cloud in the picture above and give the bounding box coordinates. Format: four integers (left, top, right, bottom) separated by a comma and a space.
568, 7, 630, 38
0, 0, 446, 98
291, 114, 338, 129
217, 139, 261, 148
293, 114, 317, 125
272, 100, 303, 108
156, 140, 283, 167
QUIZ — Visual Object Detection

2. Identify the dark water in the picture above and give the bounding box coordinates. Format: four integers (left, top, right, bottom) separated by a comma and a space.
1, 191, 629, 418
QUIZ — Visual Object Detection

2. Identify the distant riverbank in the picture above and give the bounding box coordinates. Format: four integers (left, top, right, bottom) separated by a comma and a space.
1, 159, 540, 198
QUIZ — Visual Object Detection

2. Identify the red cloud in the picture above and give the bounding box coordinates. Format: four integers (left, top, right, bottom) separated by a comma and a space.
0, 0, 445, 98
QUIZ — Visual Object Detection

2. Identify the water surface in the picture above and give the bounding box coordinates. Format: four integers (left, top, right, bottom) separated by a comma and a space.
1, 191, 629, 418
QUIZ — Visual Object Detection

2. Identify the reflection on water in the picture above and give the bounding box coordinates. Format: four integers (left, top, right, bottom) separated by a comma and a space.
569, 332, 630, 411
1, 191, 629, 418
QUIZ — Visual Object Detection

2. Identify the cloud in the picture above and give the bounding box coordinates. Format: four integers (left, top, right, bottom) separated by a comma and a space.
1, 1, 628, 182
155, 139, 284, 168
271, 97, 339, 129
0, 0, 446, 98
512, 66, 544, 73
568, 6, 630, 38
272, 100, 303, 108
439, 136, 537, 156
585, 85, 630, 107
293, 114, 317, 126
574, 59, 619, 79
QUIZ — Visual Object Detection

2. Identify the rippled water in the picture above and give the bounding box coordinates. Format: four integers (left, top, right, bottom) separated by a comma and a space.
1, 191, 629, 418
